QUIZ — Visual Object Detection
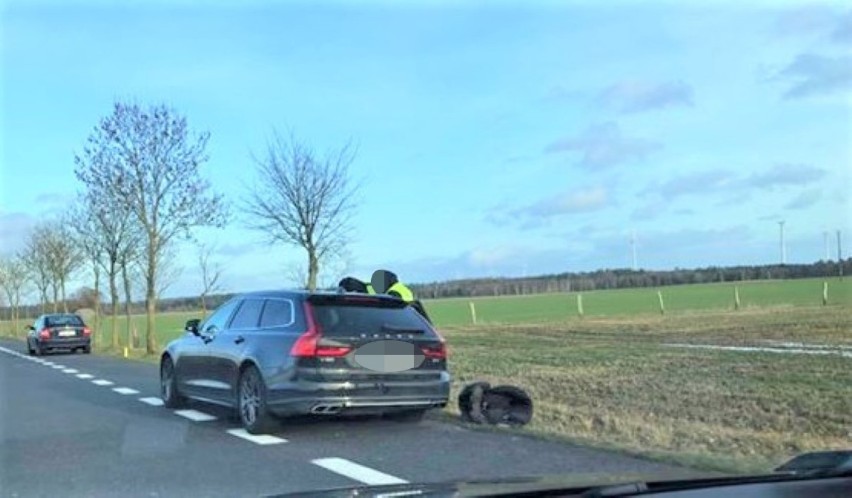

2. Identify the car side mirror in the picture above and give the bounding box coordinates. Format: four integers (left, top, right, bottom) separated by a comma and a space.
26, 325, 35, 331
185, 319, 201, 336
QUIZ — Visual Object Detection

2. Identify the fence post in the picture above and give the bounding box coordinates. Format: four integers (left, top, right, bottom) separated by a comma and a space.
823, 281, 828, 306
468, 301, 477, 325
657, 291, 665, 315
577, 294, 584, 318
734, 286, 741, 310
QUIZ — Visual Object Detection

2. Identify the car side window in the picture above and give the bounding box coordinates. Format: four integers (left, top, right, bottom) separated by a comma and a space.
228, 298, 264, 329
201, 299, 240, 335
259, 299, 294, 328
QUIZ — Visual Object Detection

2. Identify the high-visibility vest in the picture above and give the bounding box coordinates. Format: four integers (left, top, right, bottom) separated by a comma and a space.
387, 282, 414, 302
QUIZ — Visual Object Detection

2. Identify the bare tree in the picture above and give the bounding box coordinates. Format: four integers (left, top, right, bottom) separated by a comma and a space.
198, 244, 224, 316
75, 102, 226, 353
243, 131, 358, 291
285, 262, 308, 290
68, 205, 104, 343
40, 221, 83, 313
0, 254, 28, 337
22, 228, 53, 312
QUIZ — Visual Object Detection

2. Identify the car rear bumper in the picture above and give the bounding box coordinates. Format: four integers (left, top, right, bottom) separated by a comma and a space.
38, 338, 90, 350
265, 371, 451, 416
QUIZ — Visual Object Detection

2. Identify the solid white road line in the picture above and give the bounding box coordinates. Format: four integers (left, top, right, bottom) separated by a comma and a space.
76, 373, 94, 379
311, 458, 408, 486
226, 428, 288, 445
112, 387, 140, 395
92, 379, 114, 386
62, 368, 78, 374
139, 397, 164, 407
174, 409, 217, 422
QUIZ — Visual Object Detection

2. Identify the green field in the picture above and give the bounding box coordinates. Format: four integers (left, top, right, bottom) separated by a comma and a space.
424, 277, 851, 327
1, 277, 850, 472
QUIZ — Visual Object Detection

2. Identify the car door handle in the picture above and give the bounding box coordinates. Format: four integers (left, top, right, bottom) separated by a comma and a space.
234, 336, 245, 345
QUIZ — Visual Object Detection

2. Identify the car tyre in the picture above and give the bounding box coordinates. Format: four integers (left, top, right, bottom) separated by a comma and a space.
83, 345, 92, 354
238, 365, 274, 434
160, 356, 186, 409
27, 340, 34, 356
383, 409, 427, 422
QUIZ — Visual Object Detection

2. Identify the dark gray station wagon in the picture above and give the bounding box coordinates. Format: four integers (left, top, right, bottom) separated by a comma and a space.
160, 290, 450, 433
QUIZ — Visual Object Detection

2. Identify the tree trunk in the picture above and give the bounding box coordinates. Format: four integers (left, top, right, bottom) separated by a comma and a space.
93, 263, 101, 349
60, 277, 68, 312
307, 250, 319, 291
51, 283, 59, 312
122, 262, 133, 348
109, 264, 120, 350
145, 285, 157, 354
145, 246, 158, 354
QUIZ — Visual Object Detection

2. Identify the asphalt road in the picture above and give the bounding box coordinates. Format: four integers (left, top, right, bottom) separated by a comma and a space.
0, 338, 688, 497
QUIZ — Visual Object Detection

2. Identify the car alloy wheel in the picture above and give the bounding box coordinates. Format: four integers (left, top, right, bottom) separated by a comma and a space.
238, 366, 273, 434
160, 357, 185, 408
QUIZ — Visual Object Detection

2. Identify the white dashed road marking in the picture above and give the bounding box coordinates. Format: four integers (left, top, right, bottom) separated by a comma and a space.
226, 429, 288, 445
174, 409, 217, 422
311, 458, 408, 485
139, 397, 164, 407
76, 373, 94, 379
112, 387, 140, 395
92, 379, 114, 386
51, 365, 65, 369
63, 368, 78, 374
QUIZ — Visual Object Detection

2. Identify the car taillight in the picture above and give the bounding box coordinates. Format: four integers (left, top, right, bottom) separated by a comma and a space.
83, 328, 91, 336
38, 328, 50, 340
291, 302, 353, 358
421, 342, 447, 360
315, 345, 352, 357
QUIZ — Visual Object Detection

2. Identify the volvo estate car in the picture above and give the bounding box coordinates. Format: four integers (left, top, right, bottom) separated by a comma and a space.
160, 290, 450, 433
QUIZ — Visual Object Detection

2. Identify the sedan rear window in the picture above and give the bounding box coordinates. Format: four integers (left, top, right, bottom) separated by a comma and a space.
45, 315, 84, 327
312, 304, 433, 338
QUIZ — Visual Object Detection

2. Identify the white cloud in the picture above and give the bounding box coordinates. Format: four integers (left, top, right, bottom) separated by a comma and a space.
599, 80, 693, 114
775, 53, 852, 99
0, 211, 37, 256
544, 122, 661, 169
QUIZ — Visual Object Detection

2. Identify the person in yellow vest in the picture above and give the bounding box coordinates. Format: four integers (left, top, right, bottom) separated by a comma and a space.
370, 270, 413, 301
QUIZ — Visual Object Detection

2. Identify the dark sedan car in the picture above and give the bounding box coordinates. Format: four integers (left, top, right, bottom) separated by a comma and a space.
27, 313, 92, 355
160, 290, 451, 433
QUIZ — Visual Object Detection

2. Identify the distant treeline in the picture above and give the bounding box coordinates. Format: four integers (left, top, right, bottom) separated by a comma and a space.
4, 259, 849, 320
409, 260, 851, 299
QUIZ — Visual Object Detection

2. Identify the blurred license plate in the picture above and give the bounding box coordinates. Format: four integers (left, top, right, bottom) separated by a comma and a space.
58, 330, 76, 337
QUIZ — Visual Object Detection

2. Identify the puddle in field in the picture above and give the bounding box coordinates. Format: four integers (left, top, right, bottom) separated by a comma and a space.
663, 342, 852, 359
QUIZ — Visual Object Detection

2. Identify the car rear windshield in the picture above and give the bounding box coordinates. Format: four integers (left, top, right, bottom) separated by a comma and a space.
311, 304, 433, 338
45, 315, 84, 327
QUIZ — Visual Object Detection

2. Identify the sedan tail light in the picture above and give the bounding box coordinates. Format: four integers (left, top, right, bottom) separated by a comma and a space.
83, 327, 92, 337
38, 328, 50, 340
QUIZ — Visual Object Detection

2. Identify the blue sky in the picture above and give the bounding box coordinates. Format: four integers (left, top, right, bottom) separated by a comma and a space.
1, 0, 850, 298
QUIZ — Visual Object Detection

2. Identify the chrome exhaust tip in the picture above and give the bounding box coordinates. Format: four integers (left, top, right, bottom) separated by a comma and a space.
311, 404, 343, 414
